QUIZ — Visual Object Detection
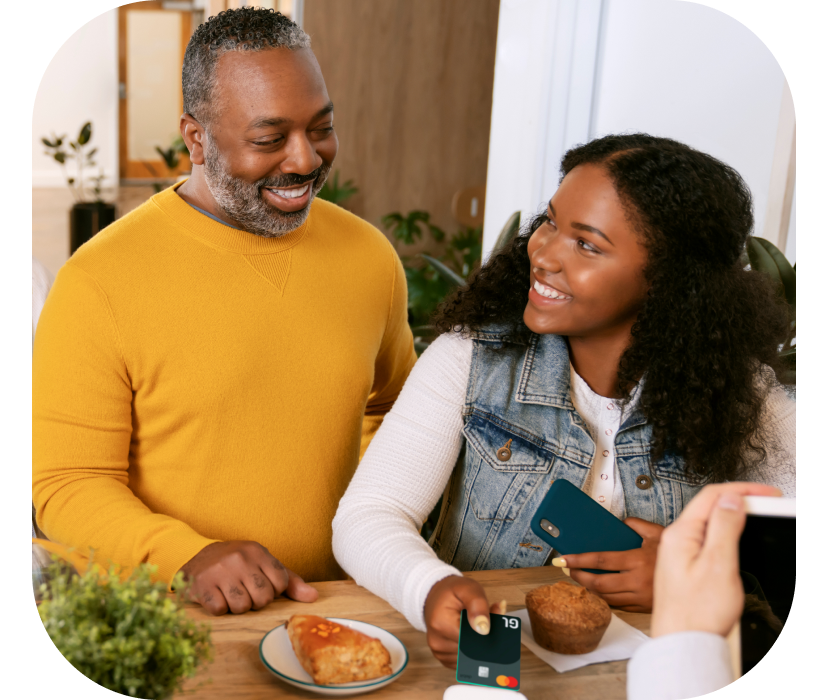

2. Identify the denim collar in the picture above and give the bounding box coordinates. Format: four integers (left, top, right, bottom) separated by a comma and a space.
516, 334, 573, 409
471, 327, 648, 432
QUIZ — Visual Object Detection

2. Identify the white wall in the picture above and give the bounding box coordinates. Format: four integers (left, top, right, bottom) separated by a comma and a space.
32, 8, 119, 189
592, 0, 786, 245
483, 0, 794, 258
481, 0, 560, 249
785, 60, 828, 272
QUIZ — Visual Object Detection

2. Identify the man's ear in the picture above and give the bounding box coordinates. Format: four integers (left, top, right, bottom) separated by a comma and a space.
180, 113, 205, 165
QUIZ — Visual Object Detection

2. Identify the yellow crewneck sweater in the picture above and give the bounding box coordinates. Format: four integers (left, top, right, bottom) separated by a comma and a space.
33, 185, 416, 584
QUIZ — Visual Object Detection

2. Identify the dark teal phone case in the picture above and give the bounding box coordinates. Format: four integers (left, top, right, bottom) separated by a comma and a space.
530, 479, 643, 574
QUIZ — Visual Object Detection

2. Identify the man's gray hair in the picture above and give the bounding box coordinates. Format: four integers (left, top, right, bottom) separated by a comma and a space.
182, 7, 310, 125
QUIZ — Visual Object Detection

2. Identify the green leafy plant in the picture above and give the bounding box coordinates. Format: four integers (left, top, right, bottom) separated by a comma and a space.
746, 237, 796, 383
383, 210, 520, 353
37, 559, 212, 699
382, 210, 480, 329
42, 121, 106, 203
381, 210, 445, 245
317, 170, 359, 207
144, 135, 191, 193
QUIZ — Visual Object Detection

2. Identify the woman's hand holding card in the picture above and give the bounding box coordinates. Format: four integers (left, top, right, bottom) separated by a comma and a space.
556, 519, 664, 613
423, 575, 506, 669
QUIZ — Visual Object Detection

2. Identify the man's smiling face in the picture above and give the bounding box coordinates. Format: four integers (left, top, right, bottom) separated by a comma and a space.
201, 47, 338, 236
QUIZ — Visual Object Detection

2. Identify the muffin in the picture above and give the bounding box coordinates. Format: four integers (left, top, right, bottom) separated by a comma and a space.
525, 581, 611, 654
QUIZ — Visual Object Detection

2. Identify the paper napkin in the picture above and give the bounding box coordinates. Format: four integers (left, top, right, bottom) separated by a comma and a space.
513, 608, 649, 673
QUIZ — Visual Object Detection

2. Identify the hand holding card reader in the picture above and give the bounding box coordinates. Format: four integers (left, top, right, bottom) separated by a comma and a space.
530, 479, 643, 574
456, 610, 521, 691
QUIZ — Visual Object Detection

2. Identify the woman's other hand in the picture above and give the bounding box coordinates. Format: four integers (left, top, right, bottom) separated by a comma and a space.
423, 575, 506, 668
650, 482, 781, 638
554, 519, 664, 612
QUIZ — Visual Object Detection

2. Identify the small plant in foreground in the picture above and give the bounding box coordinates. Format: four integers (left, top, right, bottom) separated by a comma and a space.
37, 559, 212, 699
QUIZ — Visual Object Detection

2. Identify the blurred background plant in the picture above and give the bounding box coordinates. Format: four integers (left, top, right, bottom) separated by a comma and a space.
317, 170, 359, 207
37, 558, 212, 699
383, 210, 521, 356
42, 121, 106, 203
746, 236, 796, 384
143, 135, 191, 193
382, 210, 477, 344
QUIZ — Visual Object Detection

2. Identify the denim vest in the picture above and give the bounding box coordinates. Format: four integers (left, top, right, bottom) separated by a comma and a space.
431, 329, 705, 571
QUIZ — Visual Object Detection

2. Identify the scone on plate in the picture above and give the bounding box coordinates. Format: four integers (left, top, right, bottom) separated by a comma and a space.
286, 614, 392, 685
525, 581, 611, 654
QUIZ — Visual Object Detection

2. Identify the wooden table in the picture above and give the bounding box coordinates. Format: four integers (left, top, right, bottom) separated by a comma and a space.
177, 567, 651, 699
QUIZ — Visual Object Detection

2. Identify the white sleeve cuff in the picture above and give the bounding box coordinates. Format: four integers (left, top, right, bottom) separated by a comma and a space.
404, 562, 463, 632
627, 631, 734, 700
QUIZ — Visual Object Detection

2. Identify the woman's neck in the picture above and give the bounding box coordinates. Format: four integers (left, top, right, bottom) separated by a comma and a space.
567, 333, 633, 399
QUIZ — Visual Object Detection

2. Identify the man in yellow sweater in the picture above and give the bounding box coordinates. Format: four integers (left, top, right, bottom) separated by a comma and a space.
32, 8, 416, 615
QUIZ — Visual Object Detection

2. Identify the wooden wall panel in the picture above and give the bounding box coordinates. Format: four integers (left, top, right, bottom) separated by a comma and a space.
303, 0, 500, 249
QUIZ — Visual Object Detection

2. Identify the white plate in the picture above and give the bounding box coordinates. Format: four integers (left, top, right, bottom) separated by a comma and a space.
259, 617, 409, 696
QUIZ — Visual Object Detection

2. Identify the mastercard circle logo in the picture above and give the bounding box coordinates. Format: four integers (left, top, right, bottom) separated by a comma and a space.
496, 675, 518, 688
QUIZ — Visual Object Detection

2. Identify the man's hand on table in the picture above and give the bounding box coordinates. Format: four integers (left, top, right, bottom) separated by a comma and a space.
178, 540, 318, 615
552, 518, 664, 613
423, 575, 506, 669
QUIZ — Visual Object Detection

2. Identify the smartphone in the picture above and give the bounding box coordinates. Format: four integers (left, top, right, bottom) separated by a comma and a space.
737, 495, 796, 677
530, 479, 643, 574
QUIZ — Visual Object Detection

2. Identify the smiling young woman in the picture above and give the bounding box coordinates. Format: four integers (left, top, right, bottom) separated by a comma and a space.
524, 164, 651, 399
331, 134, 795, 669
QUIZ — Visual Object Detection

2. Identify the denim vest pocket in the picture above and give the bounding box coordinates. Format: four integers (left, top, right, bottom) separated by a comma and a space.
463, 413, 554, 473
653, 454, 706, 486
463, 413, 555, 523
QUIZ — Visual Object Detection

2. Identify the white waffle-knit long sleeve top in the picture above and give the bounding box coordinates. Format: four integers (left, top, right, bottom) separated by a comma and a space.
331, 333, 796, 631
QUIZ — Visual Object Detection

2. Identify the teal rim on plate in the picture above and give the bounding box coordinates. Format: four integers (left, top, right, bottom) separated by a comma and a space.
259, 618, 410, 690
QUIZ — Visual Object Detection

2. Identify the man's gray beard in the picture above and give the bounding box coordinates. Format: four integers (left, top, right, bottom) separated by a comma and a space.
201, 133, 330, 238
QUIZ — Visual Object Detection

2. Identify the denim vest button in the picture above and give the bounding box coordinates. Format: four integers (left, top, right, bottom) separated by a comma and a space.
496, 439, 513, 461
636, 475, 653, 489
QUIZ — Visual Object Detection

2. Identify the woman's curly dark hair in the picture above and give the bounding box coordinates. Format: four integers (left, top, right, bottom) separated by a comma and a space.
433, 133, 791, 483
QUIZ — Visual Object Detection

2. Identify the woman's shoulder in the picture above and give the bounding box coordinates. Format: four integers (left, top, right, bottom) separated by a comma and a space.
757, 368, 795, 419
465, 321, 533, 344
388, 332, 473, 418
424, 327, 534, 365
421, 331, 474, 366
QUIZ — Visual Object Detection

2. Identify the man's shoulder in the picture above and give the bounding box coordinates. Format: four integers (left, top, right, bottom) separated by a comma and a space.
309, 198, 393, 252
72, 194, 168, 258
67, 191, 182, 281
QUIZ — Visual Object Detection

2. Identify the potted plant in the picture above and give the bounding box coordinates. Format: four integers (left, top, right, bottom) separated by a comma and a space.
42, 121, 116, 253
143, 135, 192, 193
36, 558, 212, 699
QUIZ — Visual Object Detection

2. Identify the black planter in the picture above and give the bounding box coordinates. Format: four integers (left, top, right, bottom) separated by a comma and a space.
70, 201, 117, 254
